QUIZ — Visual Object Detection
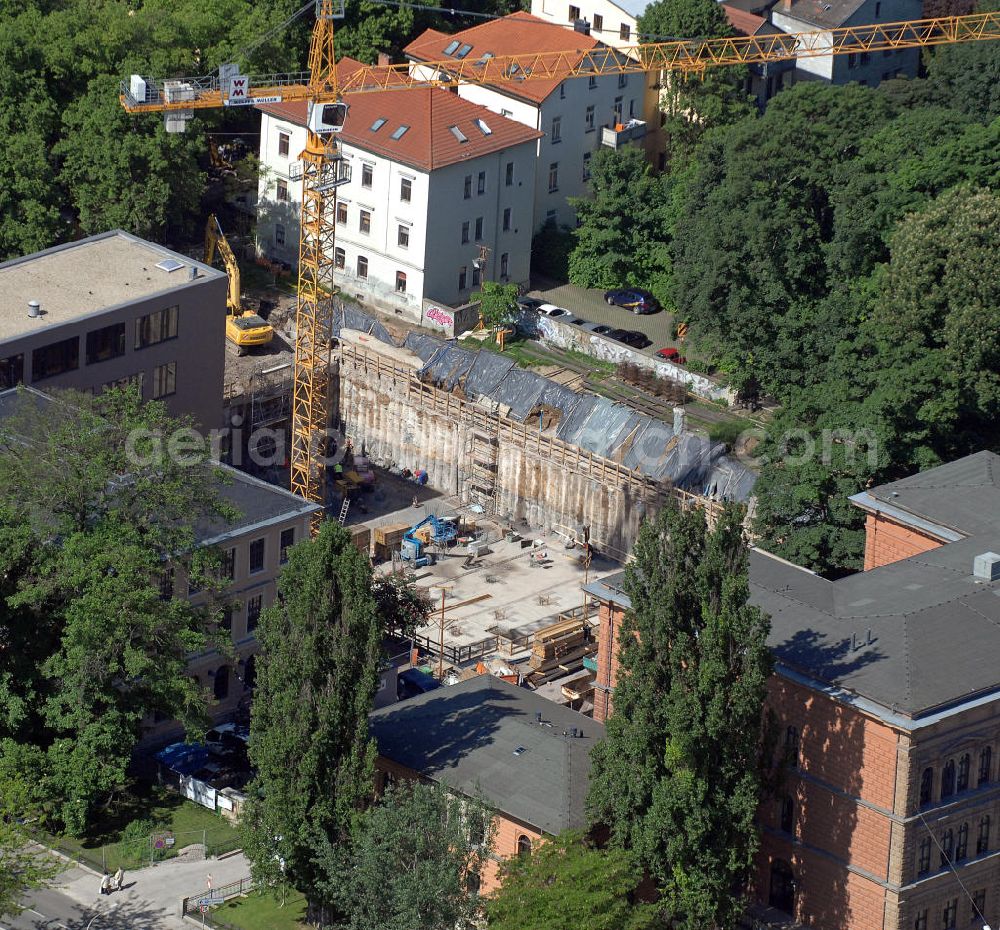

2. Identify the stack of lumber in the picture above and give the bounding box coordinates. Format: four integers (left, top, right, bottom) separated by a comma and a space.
528, 617, 594, 673
373, 521, 412, 560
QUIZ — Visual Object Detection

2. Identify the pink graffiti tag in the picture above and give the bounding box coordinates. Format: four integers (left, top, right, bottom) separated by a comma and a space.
425, 306, 453, 327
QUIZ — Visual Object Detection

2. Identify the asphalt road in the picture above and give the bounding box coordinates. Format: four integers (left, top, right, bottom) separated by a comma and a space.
527, 277, 678, 355
2, 883, 128, 930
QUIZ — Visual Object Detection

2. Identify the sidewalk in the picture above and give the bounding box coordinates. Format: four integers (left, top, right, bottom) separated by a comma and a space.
55, 851, 251, 929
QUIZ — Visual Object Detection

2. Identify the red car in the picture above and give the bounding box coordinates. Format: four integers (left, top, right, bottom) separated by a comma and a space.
656, 347, 686, 363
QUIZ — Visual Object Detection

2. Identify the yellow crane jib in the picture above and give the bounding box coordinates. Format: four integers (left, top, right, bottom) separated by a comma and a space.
203, 214, 275, 357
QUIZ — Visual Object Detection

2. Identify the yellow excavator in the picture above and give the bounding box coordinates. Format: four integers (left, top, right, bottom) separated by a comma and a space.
204, 214, 275, 356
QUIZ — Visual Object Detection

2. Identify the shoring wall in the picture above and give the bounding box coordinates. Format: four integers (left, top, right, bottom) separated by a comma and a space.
337, 346, 715, 557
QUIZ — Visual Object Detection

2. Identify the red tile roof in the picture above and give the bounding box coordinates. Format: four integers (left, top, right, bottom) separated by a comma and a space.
258, 57, 542, 172
404, 11, 605, 104
722, 4, 767, 33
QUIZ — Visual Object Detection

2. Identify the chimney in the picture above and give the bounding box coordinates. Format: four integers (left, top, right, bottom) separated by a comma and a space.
27, 299, 41, 319
673, 406, 686, 436
377, 52, 391, 67
973, 552, 1000, 582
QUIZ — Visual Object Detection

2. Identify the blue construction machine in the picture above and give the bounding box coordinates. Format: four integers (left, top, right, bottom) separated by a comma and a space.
401, 515, 458, 566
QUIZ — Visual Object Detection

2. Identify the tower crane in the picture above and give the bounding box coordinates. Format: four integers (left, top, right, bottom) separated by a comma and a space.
120, 2, 1000, 533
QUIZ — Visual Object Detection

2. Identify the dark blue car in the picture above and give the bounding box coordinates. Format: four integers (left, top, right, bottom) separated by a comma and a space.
397, 667, 443, 701
603, 288, 660, 314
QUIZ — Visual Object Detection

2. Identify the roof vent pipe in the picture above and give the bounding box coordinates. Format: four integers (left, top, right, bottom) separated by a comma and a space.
27, 299, 40, 318
188, 265, 197, 281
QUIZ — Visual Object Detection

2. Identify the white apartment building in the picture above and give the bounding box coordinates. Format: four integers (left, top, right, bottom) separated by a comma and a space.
405, 12, 648, 228
256, 58, 541, 316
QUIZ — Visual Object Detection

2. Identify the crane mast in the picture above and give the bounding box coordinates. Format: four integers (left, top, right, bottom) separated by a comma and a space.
289, 0, 345, 531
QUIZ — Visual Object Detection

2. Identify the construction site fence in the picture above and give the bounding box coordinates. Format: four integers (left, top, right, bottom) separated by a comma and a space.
33, 826, 241, 874
339, 345, 724, 526
412, 631, 499, 666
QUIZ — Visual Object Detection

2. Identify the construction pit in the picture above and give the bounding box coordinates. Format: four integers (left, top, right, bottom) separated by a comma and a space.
358, 497, 618, 714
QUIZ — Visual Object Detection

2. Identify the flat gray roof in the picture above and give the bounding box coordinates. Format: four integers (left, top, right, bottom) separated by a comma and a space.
370, 676, 603, 834
587, 455, 1000, 722
0, 231, 223, 342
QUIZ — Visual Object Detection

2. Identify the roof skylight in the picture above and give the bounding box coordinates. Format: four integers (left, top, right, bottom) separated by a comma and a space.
474, 118, 491, 136
391, 124, 410, 140
455, 43, 473, 59
444, 39, 461, 55
449, 125, 469, 143
370, 117, 387, 132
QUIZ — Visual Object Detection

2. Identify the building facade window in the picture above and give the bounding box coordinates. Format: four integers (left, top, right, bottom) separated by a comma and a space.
461, 221, 470, 244
940, 828, 953, 867
548, 162, 559, 192
0, 354, 24, 391
276, 178, 289, 202
941, 759, 956, 799
278, 131, 290, 157
400, 177, 412, 202
920, 767, 933, 806
334, 247, 345, 269
568, 4, 579, 19
249, 538, 266, 574
977, 815, 990, 855
917, 837, 931, 875
223, 547, 236, 580
505, 161, 514, 186
779, 795, 794, 834
275, 223, 285, 246
246, 594, 262, 633
477, 170, 486, 194
593, 12, 603, 29
585, 104, 595, 131
152, 362, 176, 399
583, 152, 591, 180
458, 266, 467, 290
31, 337, 79, 382
973, 890, 987, 923
280, 527, 295, 563
398, 224, 409, 248
395, 271, 407, 293
957, 753, 970, 792
979, 747, 992, 786
158, 568, 174, 601
135, 306, 178, 349
785, 726, 799, 768
361, 163, 373, 188
589, 75, 597, 89
213, 665, 230, 700
551, 116, 561, 142
620, 22, 630, 40
474, 217, 483, 240
942, 898, 957, 930
559, 81, 566, 98
220, 605, 233, 632
464, 175, 472, 199
357, 256, 368, 279
614, 96, 623, 123
471, 265, 480, 287
500, 252, 508, 277
359, 209, 371, 234
85, 322, 126, 365
517, 834, 532, 857
956, 822, 968, 861
502, 207, 511, 231
337, 201, 348, 224
618, 73, 628, 89
914, 909, 927, 930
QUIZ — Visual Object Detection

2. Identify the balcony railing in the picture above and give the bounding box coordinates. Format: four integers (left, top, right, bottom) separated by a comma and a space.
600, 118, 647, 148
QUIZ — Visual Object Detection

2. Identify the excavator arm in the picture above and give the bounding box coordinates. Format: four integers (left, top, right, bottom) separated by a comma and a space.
203, 214, 242, 316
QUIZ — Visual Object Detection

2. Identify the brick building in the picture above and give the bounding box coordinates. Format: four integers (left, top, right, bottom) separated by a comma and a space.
369, 674, 603, 893
586, 451, 1000, 930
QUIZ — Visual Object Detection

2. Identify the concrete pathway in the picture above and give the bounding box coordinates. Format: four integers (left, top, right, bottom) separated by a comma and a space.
45, 851, 251, 929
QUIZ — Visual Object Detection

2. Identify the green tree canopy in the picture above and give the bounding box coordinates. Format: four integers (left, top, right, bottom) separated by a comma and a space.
588, 502, 772, 929
242, 520, 382, 925
325, 781, 494, 930
486, 830, 658, 930
569, 147, 672, 305
476, 280, 519, 329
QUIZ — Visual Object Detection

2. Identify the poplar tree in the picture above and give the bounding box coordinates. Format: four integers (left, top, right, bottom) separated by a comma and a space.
242, 521, 383, 926
587, 502, 772, 929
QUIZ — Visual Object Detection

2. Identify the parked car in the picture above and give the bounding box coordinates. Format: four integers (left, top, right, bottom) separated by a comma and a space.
516, 296, 545, 312
656, 347, 687, 363
537, 303, 570, 318
397, 667, 443, 701
569, 317, 589, 326
589, 324, 613, 335
609, 329, 652, 349
603, 288, 660, 314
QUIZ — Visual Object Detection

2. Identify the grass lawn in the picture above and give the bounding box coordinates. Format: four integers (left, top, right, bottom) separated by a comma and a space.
215, 890, 308, 930
49, 781, 239, 872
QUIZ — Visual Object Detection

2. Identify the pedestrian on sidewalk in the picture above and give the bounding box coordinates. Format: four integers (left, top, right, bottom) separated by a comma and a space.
100, 872, 111, 896
113, 867, 124, 891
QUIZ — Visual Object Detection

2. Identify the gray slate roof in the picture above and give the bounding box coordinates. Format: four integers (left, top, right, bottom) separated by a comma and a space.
369, 675, 603, 834
589, 454, 1000, 721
